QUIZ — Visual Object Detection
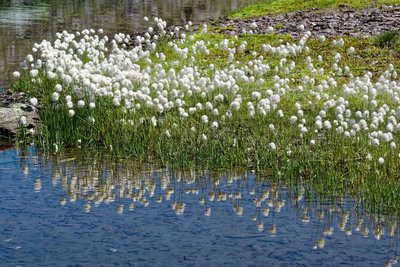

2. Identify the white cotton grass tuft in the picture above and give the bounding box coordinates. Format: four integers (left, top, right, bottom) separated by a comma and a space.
12, 71, 20, 79
269, 142, 276, 150
12, 21, 400, 184
19, 115, 27, 125
51, 92, 59, 102
77, 100, 85, 108
55, 84, 62, 92
30, 69, 39, 78
29, 97, 38, 106
290, 116, 298, 125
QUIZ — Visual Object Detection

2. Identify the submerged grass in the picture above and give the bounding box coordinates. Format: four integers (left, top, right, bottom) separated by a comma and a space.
230, 0, 400, 19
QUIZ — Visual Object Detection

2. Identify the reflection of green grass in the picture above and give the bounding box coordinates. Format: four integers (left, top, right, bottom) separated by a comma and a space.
230, 0, 400, 19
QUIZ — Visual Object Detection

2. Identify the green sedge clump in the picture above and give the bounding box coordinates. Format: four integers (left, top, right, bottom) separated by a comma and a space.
10, 19, 400, 185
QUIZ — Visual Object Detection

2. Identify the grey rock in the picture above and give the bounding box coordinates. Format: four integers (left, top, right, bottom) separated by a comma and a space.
0, 103, 38, 136
210, 5, 400, 37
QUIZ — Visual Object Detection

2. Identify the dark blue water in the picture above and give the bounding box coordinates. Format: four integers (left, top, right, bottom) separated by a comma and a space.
0, 147, 398, 266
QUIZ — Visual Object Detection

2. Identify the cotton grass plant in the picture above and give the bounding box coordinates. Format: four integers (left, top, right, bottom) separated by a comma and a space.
10, 17, 400, 207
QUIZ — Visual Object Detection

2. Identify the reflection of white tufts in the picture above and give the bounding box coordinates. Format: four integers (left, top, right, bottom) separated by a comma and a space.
262, 208, 269, 217
268, 224, 277, 236
175, 203, 185, 216
116, 204, 124, 214
128, 203, 135, 211
234, 206, 243, 217
204, 207, 211, 217
84, 203, 91, 213
323, 227, 334, 236
59, 197, 67, 206
257, 222, 264, 232
33, 178, 41, 192
199, 197, 205, 205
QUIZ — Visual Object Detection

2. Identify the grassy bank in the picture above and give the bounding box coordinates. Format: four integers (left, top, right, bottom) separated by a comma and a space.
230, 0, 400, 19
10, 17, 400, 214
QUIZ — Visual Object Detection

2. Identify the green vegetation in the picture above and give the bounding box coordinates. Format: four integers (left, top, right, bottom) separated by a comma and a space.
375, 30, 400, 48
230, 0, 400, 19
9, 17, 400, 216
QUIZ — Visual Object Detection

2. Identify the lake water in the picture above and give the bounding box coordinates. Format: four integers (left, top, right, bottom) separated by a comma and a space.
0, 0, 256, 87
0, 146, 398, 266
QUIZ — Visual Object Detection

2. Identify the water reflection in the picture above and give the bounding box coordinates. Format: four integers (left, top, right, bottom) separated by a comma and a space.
17, 148, 400, 266
0, 0, 255, 86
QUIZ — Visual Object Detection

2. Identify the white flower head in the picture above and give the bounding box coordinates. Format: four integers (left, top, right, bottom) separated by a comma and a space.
55, 84, 63, 92
269, 124, 275, 131
201, 115, 209, 124
52, 92, 59, 102
151, 116, 157, 127
390, 142, 397, 149
30, 69, 39, 78
29, 97, 38, 106
230, 100, 241, 111
347, 47, 355, 55
66, 101, 73, 109
290, 115, 298, 125
269, 142, 276, 150
77, 100, 85, 108
19, 115, 27, 125
12, 71, 20, 79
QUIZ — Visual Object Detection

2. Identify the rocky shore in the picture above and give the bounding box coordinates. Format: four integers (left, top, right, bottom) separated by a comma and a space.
0, 91, 37, 137
211, 5, 400, 37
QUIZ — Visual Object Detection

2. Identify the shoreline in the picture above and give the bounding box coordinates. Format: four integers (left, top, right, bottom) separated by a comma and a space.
2, 5, 400, 141
210, 5, 400, 37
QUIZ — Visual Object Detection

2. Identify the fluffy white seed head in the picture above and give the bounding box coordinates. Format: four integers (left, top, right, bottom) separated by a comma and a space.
269, 142, 276, 150
77, 100, 85, 108
19, 115, 27, 125
29, 97, 38, 106
290, 115, 298, 125
12, 71, 20, 79
52, 92, 59, 102
201, 115, 209, 124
